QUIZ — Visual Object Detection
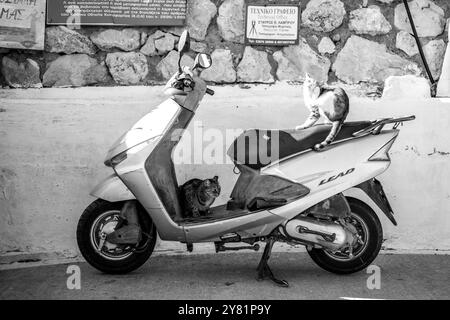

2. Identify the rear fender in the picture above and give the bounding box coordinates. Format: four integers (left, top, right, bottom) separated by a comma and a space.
345, 179, 397, 226
90, 174, 135, 202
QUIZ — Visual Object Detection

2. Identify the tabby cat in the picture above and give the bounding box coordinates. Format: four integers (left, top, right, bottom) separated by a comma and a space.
296, 73, 349, 151
180, 176, 221, 218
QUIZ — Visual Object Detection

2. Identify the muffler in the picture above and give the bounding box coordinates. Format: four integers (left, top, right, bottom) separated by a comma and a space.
283, 216, 354, 251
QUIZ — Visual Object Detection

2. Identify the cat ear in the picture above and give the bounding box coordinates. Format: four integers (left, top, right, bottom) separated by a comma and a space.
213, 176, 218, 181
204, 180, 211, 186
304, 72, 310, 79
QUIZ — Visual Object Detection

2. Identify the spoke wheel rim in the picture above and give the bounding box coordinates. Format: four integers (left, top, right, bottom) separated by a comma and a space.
90, 210, 134, 261
324, 212, 369, 261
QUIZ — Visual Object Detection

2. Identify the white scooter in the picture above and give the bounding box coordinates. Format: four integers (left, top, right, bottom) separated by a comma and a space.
77, 30, 415, 287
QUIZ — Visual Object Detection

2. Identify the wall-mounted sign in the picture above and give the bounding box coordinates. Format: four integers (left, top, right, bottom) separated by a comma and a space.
47, 0, 186, 26
245, 3, 299, 46
0, 0, 46, 50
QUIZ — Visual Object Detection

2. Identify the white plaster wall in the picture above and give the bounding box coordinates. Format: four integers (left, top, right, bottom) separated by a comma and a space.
1, 84, 449, 260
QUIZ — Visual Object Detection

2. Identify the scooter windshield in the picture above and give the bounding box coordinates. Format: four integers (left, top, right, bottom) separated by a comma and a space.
105, 98, 181, 161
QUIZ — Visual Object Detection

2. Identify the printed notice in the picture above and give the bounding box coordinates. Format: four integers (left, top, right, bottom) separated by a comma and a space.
0, 0, 46, 50
245, 4, 299, 46
47, 0, 186, 26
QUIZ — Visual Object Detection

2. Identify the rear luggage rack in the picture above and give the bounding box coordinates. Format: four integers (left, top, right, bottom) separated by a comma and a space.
353, 115, 416, 137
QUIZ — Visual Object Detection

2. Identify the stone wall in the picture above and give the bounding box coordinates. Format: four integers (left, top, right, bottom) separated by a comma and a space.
1, 0, 449, 89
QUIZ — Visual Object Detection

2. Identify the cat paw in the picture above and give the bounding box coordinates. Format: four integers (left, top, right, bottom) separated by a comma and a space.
313, 144, 325, 151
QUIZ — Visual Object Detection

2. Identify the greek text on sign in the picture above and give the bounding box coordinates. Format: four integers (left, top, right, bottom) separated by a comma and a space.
47, 0, 186, 26
246, 5, 299, 46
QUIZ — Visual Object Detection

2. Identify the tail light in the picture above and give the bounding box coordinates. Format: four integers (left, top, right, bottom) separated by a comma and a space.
368, 137, 397, 161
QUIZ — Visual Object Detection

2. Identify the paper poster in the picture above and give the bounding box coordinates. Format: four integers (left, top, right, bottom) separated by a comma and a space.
0, 0, 46, 50
245, 3, 299, 46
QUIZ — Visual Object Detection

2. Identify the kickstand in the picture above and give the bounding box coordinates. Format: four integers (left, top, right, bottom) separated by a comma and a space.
256, 238, 289, 287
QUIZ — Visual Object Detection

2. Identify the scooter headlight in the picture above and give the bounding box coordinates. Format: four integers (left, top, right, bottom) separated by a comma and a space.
105, 152, 128, 167
104, 136, 160, 167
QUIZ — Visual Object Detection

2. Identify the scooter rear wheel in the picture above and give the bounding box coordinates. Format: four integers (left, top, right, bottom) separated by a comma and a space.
76, 199, 157, 274
307, 198, 383, 275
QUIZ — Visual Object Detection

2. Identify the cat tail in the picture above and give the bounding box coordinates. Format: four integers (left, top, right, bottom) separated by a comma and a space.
316, 121, 344, 150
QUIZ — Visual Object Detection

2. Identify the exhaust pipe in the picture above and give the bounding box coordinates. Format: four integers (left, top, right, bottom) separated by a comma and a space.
283, 216, 354, 251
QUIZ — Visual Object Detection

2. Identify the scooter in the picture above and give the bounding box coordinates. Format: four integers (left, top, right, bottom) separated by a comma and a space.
76, 30, 415, 287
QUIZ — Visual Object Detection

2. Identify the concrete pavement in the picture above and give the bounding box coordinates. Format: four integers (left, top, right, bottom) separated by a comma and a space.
1, 252, 449, 300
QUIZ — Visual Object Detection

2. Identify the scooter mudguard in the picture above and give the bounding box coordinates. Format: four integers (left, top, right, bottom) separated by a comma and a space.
90, 174, 136, 202
355, 178, 397, 226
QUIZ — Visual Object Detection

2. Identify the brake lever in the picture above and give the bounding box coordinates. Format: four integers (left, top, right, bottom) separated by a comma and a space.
171, 73, 195, 93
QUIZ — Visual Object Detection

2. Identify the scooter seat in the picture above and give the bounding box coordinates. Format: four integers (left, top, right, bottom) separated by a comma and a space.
227, 121, 372, 170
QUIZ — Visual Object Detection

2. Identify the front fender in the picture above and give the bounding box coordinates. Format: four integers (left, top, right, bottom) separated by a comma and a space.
90, 174, 135, 202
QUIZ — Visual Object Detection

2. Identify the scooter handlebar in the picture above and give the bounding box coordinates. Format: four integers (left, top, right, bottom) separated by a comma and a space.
206, 88, 215, 96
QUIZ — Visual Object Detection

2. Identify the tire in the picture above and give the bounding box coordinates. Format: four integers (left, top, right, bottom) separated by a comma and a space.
307, 198, 383, 275
76, 199, 157, 274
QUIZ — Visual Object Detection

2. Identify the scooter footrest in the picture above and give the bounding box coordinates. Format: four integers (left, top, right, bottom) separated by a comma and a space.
226, 200, 244, 211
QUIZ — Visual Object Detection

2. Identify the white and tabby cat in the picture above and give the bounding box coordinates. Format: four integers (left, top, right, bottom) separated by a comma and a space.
296, 73, 349, 151
180, 176, 221, 218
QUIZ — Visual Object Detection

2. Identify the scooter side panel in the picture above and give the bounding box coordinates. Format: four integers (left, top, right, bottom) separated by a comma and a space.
184, 210, 285, 243
90, 174, 135, 202
113, 107, 188, 242
262, 131, 397, 183
103, 79, 209, 243
267, 162, 389, 220
105, 99, 181, 161
264, 131, 398, 221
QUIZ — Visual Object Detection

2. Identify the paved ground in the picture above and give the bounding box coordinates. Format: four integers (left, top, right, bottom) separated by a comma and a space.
1, 252, 449, 300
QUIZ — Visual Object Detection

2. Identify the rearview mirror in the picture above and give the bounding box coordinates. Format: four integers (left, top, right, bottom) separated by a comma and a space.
193, 53, 212, 70
177, 30, 191, 55
177, 30, 191, 73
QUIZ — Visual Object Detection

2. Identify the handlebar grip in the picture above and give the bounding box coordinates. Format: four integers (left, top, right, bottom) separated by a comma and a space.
206, 88, 215, 96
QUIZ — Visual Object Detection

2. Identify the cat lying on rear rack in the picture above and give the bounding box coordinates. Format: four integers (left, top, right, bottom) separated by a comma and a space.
296, 73, 349, 151
180, 176, 221, 218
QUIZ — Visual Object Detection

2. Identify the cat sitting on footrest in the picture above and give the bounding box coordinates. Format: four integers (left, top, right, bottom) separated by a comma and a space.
296, 73, 349, 151
180, 176, 221, 218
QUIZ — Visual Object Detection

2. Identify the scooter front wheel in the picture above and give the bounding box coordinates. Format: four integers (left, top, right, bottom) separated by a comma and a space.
76, 199, 157, 274
307, 198, 383, 275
